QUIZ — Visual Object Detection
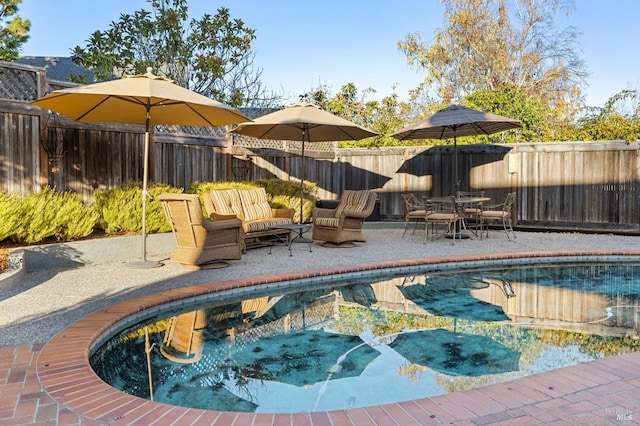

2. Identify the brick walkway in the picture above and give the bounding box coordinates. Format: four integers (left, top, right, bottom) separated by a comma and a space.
0, 344, 83, 424
1, 250, 640, 424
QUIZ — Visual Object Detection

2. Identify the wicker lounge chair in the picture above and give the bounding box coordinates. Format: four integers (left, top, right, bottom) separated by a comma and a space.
159, 193, 244, 268
312, 190, 378, 247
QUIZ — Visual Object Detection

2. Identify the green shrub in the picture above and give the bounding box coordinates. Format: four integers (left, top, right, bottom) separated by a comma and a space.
147, 184, 185, 233
254, 179, 316, 198
272, 194, 316, 223
94, 182, 182, 234
0, 190, 21, 241
256, 179, 317, 222
13, 187, 99, 244
188, 180, 260, 198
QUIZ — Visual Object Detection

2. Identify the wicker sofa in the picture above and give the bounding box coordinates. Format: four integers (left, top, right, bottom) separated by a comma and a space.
312, 190, 378, 247
204, 187, 295, 249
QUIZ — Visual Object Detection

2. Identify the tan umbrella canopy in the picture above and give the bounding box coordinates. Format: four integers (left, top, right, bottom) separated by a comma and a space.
31, 68, 249, 268
391, 104, 521, 191
231, 103, 378, 223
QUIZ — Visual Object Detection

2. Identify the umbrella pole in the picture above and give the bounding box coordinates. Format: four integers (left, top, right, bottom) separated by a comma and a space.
299, 128, 306, 225
454, 134, 459, 194
145, 326, 155, 401
128, 112, 163, 268
142, 131, 149, 259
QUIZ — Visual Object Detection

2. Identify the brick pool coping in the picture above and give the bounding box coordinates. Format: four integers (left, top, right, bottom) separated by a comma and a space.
4, 250, 640, 424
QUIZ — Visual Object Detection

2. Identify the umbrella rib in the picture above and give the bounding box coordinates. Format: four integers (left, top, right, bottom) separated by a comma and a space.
470, 122, 491, 136
76, 95, 151, 121
304, 122, 371, 141
76, 95, 240, 127
182, 103, 217, 127
75, 96, 116, 121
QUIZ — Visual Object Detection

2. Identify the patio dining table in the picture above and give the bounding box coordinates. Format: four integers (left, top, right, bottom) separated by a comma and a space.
428, 195, 490, 239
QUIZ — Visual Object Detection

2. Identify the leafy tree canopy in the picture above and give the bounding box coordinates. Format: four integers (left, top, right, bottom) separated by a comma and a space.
572, 90, 640, 142
70, 0, 280, 109
398, 0, 587, 127
0, 0, 30, 61
465, 85, 550, 142
299, 82, 425, 148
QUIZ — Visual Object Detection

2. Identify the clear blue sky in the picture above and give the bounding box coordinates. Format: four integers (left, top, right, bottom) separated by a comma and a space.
19, 1, 640, 108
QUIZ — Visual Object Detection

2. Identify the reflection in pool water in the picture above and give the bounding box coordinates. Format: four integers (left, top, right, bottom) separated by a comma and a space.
91, 262, 640, 413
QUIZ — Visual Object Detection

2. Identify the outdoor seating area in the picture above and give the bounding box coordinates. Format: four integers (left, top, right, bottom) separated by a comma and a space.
401, 191, 515, 243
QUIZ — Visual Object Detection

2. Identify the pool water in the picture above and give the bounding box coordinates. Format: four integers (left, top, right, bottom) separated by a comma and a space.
91, 262, 640, 413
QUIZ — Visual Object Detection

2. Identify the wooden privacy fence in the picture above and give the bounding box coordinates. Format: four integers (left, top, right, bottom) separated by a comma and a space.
1, 61, 639, 233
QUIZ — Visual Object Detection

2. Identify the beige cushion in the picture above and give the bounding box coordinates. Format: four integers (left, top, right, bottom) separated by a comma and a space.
209, 189, 245, 221
315, 217, 340, 228
244, 217, 292, 233
408, 210, 426, 217
210, 212, 238, 221
239, 188, 273, 222
427, 212, 457, 220
335, 190, 371, 217
483, 210, 508, 219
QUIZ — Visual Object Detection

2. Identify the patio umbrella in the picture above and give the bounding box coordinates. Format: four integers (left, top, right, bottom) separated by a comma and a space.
391, 104, 521, 191
390, 328, 520, 376
230, 103, 378, 224
31, 68, 249, 268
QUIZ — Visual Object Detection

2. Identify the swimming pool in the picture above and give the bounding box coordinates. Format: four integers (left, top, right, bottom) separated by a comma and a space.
35, 251, 640, 424
89, 256, 640, 413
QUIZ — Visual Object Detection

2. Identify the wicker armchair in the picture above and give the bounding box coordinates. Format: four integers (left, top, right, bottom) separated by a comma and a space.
312, 190, 378, 247
159, 193, 244, 268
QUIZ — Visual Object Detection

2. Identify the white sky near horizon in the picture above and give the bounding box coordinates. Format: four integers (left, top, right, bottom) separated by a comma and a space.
19, 0, 640, 108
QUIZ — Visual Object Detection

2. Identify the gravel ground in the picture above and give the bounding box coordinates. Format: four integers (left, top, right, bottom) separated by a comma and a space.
1, 223, 639, 347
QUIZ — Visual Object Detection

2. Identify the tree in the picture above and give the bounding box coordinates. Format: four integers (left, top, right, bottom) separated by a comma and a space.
465, 85, 552, 142
70, 0, 280, 109
0, 0, 30, 61
573, 90, 640, 142
398, 0, 586, 125
299, 82, 426, 148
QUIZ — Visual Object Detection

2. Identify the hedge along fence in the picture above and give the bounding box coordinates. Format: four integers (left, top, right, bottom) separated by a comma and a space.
2, 96, 640, 232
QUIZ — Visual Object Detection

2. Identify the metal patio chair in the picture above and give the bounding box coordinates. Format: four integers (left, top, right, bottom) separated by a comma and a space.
424, 196, 459, 244
457, 190, 486, 237
482, 192, 517, 241
401, 193, 427, 237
